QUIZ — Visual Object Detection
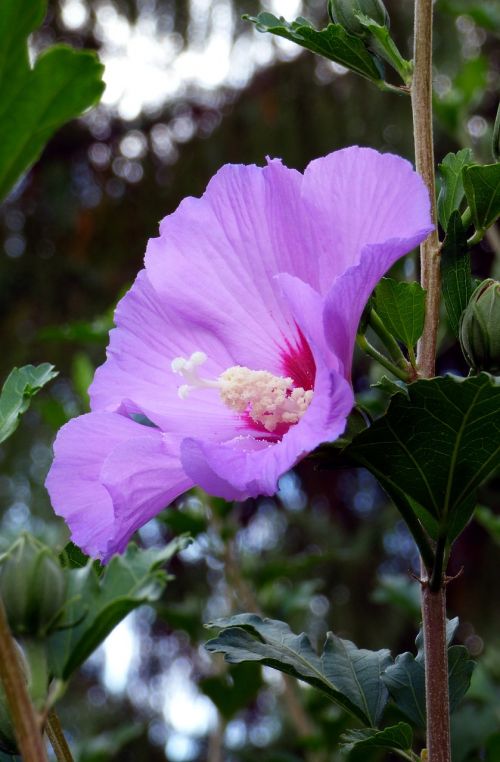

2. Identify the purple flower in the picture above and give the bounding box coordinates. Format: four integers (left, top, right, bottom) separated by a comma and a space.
46, 147, 432, 560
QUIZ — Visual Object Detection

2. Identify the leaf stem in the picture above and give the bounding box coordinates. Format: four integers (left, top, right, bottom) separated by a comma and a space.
411, 1, 451, 760
389, 492, 435, 574
356, 334, 409, 381
0, 596, 49, 762
429, 535, 447, 592
45, 710, 75, 762
368, 309, 409, 368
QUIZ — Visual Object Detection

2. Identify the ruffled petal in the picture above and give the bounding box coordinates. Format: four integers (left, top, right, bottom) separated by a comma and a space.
180, 277, 354, 499
100, 435, 192, 560
45, 413, 191, 560
302, 146, 433, 282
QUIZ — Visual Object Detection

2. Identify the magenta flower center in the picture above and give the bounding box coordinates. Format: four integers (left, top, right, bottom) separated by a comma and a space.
171, 352, 314, 433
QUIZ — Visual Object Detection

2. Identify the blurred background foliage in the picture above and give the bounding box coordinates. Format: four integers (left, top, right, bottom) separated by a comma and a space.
0, 0, 499, 760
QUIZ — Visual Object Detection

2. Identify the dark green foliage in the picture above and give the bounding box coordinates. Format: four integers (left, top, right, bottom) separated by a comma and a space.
339, 722, 413, 754
0, 0, 104, 200
437, 149, 473, 230
374, 278, 426, 350
347, 373, 500, 542
462, 163, 500, 233
382, 620, 475, 727
47, 536, 190, 680
244, 13, 384, 83
441, 211, 474, 337
206, 614, 391, 726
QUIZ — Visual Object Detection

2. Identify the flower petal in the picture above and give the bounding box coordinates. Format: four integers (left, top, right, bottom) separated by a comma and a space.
45, 412, 191, 560
302, 146, 433, 280
90, 270, 245, 442
144, 159, 325, 372
324, 235, 432, 374
100, 435, 192, 560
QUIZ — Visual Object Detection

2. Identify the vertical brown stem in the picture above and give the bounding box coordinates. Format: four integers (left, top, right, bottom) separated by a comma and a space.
46, 710, 75, 762
412, 3, 451, 759
420, 573, 450, 762
412, 0, 441, 379
0, 597, 49, 762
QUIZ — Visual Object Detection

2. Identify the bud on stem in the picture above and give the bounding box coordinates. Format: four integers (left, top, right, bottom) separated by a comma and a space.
460, 279, 500, 374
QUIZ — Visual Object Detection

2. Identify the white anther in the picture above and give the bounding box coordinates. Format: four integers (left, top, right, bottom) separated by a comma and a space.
171, 352, 218, 398
171, 352, 314, 430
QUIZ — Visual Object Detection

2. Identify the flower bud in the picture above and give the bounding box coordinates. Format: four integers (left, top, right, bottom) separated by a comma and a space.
0, 534, 66, 637
328, 0, 390, 36
460, 279, 500, 374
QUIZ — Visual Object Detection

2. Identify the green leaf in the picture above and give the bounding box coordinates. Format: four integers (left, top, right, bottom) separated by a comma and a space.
0, 0, 105, 201
374, 278, 426, 350
244, 13, 383, 83
0, 364, 58, 444
355, 13, 412, 83
205, 614, 391, 726
462, 163, 500, 233
493, 101, 500, 163
47, 537, 190, 680
371, 376, 409, 398
382, 622, 474, 727
441, 211, 474, 337
437, 149, 473, 230
340, 722, 413, 753
347, 373, 500, 539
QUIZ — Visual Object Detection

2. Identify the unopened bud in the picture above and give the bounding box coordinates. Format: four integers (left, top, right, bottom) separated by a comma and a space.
460, 279, 500, 374
328, 0, 390, 36
0, 534, 66, 637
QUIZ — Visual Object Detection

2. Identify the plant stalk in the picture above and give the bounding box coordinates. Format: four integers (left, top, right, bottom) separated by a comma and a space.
412, 2, 451, 760
412, 0, 441, 380
0, 596, 49, 762
46, 710, 75, 762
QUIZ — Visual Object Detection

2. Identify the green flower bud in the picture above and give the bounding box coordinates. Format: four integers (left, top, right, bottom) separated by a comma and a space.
328, 0, 390, 36
0, 534, 66, 637
460, 279, 500, 374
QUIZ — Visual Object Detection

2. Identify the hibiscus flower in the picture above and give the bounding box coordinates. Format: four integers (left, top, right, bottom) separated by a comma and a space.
46, 147, 432, 560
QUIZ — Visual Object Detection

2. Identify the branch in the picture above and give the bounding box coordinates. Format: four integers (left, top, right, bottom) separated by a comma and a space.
0, 596, 49, 762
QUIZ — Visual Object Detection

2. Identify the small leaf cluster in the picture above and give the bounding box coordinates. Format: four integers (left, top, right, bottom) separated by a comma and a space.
244, 4, 411, 95
0, 533, 190, 752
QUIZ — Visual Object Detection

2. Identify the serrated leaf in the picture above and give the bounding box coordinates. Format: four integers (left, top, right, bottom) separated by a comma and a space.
437, 149, 473, 230
47, 536, 190, 679
441, 211, 474, 337
0, 0, 105, 201
205, 614, 391, 726
0, 364, 58, 444
462, 163, 500, 233
374, 278, 426, 349
347, 374, 500, 539
382, 622, 475, 727
340, 722, 413, 753
244, 13, 383, 83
